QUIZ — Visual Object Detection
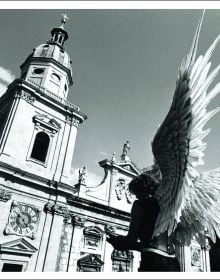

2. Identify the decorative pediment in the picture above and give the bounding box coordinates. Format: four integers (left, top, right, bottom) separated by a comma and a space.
0, 238, 37, 256
33, 114, 61, 132
117, 161, 140, 175
78, 254, 104, 267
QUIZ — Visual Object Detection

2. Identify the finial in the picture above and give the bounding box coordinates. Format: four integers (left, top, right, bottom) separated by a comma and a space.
111, 152, 116, 163
60, 13, 69, 29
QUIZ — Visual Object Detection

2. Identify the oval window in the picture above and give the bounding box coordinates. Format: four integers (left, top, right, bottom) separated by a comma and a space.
33, 68, 44, 75
51, 73, 61, 83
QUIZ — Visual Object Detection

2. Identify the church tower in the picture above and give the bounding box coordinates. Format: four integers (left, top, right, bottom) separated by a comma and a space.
0, 15, 86, 187
0, 15, 87, 272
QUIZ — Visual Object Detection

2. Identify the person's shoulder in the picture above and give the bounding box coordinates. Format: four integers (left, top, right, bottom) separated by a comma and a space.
131, 199, 143, 213
137, 197, 160, 209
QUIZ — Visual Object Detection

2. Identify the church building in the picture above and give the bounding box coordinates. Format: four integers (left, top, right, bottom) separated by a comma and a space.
0, 15, 214, 272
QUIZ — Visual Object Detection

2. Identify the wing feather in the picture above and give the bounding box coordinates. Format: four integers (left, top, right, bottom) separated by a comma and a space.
152, 12, 220, 243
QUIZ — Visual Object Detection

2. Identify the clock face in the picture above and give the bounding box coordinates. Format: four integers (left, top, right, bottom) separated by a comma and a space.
6, 202, 40, 239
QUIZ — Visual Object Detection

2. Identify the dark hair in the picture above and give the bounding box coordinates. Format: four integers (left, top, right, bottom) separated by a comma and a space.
128, 173, 159, 198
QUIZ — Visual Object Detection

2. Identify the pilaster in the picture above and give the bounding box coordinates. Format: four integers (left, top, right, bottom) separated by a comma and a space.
67, 215, 86, 272
39, 201, 70, 272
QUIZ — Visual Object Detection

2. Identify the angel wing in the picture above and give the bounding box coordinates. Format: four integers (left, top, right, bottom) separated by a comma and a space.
177, 167, 220, 245
152, 11, 220, 244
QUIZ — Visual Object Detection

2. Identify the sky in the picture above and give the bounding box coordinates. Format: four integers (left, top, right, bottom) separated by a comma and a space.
1, 6, 220, 185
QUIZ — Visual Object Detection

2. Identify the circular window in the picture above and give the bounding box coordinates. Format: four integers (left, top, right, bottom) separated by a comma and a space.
64, 84, 67, 92
33, 68, 44, 75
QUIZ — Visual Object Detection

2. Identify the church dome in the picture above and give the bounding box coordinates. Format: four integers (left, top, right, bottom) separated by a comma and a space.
21, 14, 72, 73
32, 43, 72, 71
20, 15, 74, 96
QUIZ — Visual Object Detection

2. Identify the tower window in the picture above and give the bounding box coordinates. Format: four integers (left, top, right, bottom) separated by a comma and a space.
30, 132, 50, 163
51, 73, 61, 83
33, 68, 44, 75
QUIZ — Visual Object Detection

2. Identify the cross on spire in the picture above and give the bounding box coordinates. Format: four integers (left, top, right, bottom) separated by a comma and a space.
60, 13, 69, 28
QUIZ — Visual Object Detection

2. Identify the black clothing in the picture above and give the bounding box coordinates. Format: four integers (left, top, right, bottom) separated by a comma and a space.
107, 197, 180, 271
136, 197, 160, 248
136, 198, 180, 272
139, 251, 180, 272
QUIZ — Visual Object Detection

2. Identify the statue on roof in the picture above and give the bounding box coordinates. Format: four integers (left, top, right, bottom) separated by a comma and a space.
121, 141, 131, 161
79, 166, 87, 185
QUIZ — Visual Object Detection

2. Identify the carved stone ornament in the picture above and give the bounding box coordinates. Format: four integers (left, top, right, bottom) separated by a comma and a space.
72, 118, 80, 127
74, 215, 86, 227
84, 226, 102, 250
65, 115, 72, 124
191, 247, 201, 267
115, 178, 133, 204
20, 91, 36, 104
53, 204, 70, 219
33, 114, 61, 134
65, 115, 80, 127
44, 202, 70, 219
111, 249, 133, 260
4, 201, 40, 239
0, 187, 12, 202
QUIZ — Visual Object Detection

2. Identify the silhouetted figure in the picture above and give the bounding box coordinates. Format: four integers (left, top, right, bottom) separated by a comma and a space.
107, 173, 180, 272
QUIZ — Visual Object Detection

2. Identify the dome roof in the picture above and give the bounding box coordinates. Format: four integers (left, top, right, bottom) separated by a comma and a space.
32, 43, 72, 70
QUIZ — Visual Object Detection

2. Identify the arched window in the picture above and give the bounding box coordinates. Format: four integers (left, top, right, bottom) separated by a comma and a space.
30, 132, 50, 163
83, 226, 103, 250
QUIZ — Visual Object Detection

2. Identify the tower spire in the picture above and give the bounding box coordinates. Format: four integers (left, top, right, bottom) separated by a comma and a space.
48, 15, 69, 48
60, 13, 69, 29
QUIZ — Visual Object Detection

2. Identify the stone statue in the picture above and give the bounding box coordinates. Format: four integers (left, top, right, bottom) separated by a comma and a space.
79, 166, 87, 185
121, 141, 131, 159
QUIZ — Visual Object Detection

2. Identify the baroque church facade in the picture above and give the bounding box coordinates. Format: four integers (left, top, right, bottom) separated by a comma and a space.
0, 16, 214, 272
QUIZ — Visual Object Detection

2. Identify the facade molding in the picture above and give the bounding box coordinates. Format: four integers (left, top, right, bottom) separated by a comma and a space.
67, 196, 130, 222
7, 79, 87, 122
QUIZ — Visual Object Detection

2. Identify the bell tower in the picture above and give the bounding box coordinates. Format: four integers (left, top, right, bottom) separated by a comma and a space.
20, 14, 72, 99
0, 15, 87, 188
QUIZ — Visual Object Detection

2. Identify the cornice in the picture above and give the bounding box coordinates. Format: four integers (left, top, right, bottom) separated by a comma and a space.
6, 79, 87, 123
0, 161, 76, 196
67, 196, 130, 222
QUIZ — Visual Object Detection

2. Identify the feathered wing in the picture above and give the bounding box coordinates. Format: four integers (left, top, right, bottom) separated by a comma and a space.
152, 11, 220, 244
177, 168, 220, 245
